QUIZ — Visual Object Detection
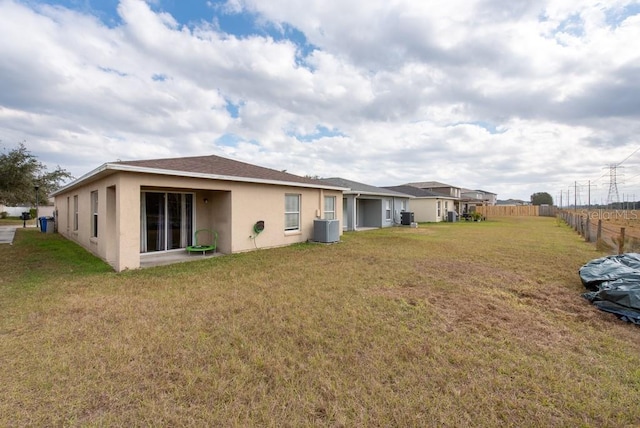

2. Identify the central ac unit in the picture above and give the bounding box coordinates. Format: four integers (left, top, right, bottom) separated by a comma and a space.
314, 219, 340, 243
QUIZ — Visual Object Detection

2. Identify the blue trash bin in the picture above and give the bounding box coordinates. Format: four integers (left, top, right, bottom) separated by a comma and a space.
39, 216, 47, 232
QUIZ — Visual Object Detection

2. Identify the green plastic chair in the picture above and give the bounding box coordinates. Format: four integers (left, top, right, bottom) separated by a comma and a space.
186, 229, 218, 255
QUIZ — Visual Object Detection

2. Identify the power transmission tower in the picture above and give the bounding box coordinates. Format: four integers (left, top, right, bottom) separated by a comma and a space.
606, 164, 620, 206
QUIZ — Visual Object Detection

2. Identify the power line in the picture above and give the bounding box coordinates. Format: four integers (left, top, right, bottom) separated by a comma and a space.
617, 144, 640, 166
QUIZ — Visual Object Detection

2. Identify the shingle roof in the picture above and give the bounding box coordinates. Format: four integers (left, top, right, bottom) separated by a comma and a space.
475, 189, 497, 195
52, 154, 347, 196
382, 185, 453, 198
320, 177, 410, 197
117, 154, 326, 186
406, 181, 459, 189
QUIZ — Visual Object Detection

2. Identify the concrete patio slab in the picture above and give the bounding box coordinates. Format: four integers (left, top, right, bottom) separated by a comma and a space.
0, 226, 18, 245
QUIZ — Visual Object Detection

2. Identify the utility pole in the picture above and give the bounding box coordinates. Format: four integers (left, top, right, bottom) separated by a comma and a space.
559, 191, 562, 209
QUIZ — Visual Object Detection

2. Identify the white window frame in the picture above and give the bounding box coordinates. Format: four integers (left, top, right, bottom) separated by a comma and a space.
285, 194, 301, 232
324, 196, 336, 220
91, 191, 98, 238
385, 199, 391, 220
437, 200, 441, 218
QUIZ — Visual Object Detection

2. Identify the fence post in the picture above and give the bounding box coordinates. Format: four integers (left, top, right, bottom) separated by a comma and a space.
619, 227, 626, 254
597, 220, 602, 241
585, 217, 590, 242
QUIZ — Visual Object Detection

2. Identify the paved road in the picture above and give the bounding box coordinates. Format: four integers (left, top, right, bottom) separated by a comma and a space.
0, 226, 18, 245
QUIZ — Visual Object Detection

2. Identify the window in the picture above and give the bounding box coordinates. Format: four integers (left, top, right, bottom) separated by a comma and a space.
437, 200, 441, 217
445, 201, 449, 213
324, 196, 335, 220
73, 195, 78, 231
91, 191, 98, 238
401, 200, 407, 211
66, 197, 70, 231
285, 194, 300, 231
385, 199, 391, 220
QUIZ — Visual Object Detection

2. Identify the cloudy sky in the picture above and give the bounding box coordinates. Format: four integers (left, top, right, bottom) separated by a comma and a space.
1, 0, 640, 202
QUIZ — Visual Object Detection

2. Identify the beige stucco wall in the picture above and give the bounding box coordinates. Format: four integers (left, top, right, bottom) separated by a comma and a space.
55, 171, 343, 272
55, 173, 141, 272
411, 198, 456, 222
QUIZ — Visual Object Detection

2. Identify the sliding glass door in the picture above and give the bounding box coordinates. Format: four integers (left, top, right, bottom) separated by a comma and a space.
140, 192, 193, 253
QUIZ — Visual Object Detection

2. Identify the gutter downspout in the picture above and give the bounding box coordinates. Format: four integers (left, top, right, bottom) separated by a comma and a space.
353, 193, 360, 231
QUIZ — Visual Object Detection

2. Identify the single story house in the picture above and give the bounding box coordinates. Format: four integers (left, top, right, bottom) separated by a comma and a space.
51, 154, 346, 272
383, 185, 457, 222
319, 177, 412, 231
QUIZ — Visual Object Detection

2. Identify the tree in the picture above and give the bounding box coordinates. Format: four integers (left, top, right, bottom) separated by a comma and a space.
530, 192, 553, 206
0, 142, 72, 206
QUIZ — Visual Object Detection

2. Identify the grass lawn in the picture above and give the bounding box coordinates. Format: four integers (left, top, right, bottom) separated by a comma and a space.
1, 217, 640, 426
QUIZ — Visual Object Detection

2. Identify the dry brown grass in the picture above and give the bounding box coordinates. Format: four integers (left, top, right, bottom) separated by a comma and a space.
2, 218, 640, 426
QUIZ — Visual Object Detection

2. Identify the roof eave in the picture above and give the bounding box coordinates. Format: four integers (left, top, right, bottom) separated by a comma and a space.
51, 163, 348, 196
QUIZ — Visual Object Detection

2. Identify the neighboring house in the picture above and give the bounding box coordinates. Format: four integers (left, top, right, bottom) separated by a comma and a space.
319, 178, 411, 231
406, 181, 462, 199
383, 185, 457, 222
407, 182, 497, 214
1, 201, 54, 217
51, 154, 346, 272
461, 188, 497, 206
497, 199, 529, 206
475, 189, 497, 206
459, 188, 497, 214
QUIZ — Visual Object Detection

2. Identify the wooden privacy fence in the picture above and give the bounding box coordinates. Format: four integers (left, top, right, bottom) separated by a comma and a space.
559, 210, 640, 254
476, 205, 557, 217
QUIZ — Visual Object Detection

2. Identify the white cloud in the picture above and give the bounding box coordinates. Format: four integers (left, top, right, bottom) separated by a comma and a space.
0, 0, 639, 201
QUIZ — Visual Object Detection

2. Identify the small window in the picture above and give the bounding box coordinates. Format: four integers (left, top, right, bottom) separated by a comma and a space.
91, 191, 98, 238
73, 195, 78, 231
324, 196, 335, 220
437, 200, 441, 217
401, 200, 406, 211
385, 199, 391, 220
285, 194, 300, 231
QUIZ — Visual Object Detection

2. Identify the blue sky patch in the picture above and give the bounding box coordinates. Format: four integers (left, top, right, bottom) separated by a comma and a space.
98, 66, 127, 77
215, 133, 241, 147
290, 125, 346, 142
450, 121, 506, 135
605, 4, 640, 28
152, 73, 168, 82
554, 13, 585, 38
224, 99, 242, 118
34, 0, 123, 27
